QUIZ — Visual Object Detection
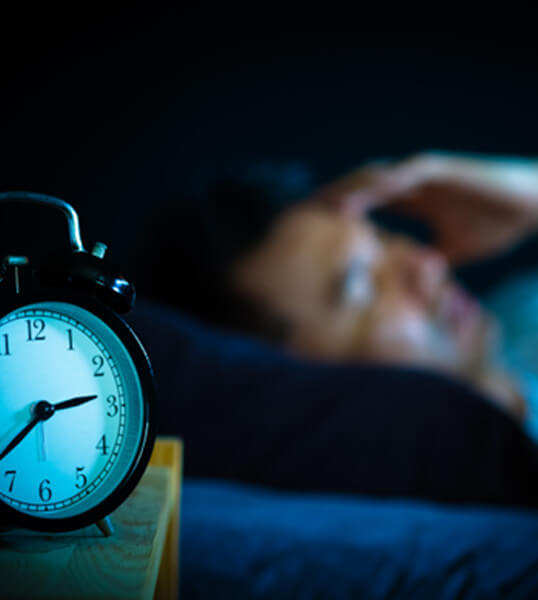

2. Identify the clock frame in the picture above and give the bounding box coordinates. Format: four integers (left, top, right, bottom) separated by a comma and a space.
0, 289, 156, 533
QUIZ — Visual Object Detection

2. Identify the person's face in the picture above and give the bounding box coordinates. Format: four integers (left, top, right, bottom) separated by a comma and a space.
232, 205, 496, 376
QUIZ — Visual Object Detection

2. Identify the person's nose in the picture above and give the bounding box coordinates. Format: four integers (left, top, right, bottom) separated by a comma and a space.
392, 241, 449, 303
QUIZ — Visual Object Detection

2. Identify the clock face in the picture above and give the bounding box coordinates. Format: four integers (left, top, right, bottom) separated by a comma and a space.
0, 301, 148, 523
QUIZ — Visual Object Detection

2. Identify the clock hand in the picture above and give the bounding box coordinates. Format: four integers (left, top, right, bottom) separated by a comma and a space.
38, 421, 47, 462
53, 395, 98, 411
0, 395, 97, 462
0, 413, 40, 461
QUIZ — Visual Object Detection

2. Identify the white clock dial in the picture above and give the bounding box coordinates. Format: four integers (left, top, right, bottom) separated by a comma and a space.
0, 301, 144, 519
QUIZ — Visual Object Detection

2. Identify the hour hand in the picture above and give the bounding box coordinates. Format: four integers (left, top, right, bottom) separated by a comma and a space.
53, 395, 98, 411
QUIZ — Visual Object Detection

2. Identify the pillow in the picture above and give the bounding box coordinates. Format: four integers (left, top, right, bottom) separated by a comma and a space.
127, 299, 538, 508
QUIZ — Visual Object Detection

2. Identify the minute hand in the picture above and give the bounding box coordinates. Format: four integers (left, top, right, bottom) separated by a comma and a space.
0, 415, 40, 461
54, 395, 98, 411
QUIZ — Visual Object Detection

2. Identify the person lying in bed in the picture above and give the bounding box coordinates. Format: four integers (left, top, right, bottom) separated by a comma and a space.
231, 154, 538, 422
128, 153, 538, 507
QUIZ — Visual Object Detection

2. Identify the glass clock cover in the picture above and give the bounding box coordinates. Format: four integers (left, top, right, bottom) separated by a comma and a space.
0, 301, 146, 520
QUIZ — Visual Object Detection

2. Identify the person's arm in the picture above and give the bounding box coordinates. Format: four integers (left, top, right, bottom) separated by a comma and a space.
313, 153, 538, 264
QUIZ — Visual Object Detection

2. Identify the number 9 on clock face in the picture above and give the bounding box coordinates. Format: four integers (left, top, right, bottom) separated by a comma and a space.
0, 299, 155, 531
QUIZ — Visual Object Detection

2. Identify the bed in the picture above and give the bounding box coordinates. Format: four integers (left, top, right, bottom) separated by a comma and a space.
180, 479, 538, 598
126, 295, 538, 599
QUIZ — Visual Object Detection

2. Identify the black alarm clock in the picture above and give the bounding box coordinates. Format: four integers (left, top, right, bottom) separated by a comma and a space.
0, 192, 156, 535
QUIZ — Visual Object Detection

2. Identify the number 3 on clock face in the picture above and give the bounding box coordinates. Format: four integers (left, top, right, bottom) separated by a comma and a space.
0, 299, 155, 531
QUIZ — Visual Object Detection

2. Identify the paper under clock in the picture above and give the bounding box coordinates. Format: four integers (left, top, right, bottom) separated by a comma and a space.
0, 192, 156, 535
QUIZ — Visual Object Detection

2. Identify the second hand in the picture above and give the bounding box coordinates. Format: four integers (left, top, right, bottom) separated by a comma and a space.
38, 421, 46, 462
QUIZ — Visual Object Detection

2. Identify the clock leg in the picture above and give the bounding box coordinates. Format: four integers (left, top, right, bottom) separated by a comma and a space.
96, 516, 114, 537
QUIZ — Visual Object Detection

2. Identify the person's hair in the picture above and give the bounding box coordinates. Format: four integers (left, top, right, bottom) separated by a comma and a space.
136, 161, 313, 334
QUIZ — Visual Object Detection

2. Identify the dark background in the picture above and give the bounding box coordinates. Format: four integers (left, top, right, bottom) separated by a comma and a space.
1, 10, 537, 320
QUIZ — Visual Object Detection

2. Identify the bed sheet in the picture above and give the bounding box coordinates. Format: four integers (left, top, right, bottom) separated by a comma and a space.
180, 479, 538, 599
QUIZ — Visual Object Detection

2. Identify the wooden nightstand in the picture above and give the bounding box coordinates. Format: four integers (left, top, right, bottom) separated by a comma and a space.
0, 437, 183, 600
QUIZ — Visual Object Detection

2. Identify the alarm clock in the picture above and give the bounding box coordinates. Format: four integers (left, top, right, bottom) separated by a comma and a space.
0, 192, 156, 535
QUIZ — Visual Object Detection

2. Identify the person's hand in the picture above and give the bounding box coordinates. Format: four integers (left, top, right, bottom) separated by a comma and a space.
313, 153, 538, 264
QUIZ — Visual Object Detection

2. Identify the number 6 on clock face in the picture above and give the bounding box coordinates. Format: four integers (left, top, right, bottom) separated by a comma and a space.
0, 298, 155, 531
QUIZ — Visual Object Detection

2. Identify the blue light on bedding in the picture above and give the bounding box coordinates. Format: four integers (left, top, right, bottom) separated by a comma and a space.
486, 269, 538, 440
181, 479, 538, 599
